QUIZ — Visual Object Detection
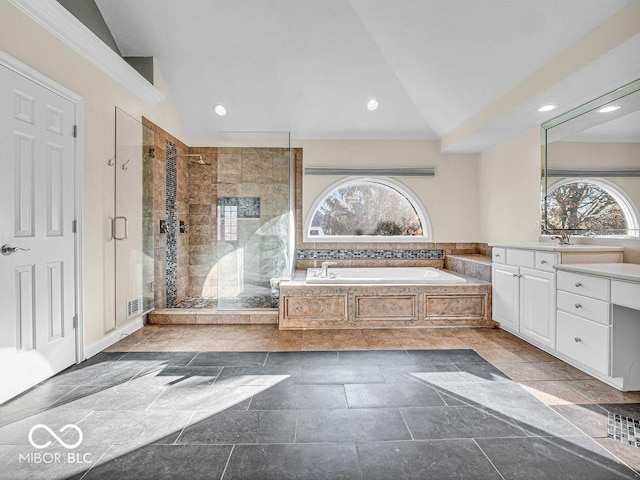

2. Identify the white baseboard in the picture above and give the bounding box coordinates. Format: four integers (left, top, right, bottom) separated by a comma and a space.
83, 317, 144, 360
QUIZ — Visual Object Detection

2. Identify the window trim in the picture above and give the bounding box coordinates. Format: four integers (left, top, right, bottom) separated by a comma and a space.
304, 176, 433, 243
545, 177, 640, 237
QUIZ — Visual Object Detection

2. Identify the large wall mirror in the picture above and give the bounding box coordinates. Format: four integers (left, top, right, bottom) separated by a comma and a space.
541, 79, 640, 238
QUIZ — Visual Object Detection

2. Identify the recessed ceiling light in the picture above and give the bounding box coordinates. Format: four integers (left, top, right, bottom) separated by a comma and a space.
598, 105, 621, 113
538, 104, 558, 112
367, 98, 379, 111
214, 104, 227, 116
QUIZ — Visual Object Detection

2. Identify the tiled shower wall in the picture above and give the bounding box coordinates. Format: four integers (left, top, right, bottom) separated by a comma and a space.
142, 118, 189, 308
187, 147, 218, 298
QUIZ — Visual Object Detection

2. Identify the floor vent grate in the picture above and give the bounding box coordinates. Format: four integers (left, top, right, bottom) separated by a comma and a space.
608, 412, 640, 447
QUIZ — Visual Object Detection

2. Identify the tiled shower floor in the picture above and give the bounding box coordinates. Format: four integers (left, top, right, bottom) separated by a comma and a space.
1, 325, 640, 479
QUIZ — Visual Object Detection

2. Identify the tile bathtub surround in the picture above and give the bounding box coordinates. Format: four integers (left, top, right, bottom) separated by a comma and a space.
3, 334, 640, 479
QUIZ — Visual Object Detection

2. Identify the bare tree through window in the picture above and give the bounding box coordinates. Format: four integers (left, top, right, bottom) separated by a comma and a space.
310, 181, 424, 237
544, 181, 627, 235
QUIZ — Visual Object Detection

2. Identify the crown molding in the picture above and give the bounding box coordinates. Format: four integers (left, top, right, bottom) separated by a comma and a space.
9, 0, 165, 106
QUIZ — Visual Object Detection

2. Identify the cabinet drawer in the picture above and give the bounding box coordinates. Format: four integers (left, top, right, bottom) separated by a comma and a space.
557, 290, 610, 325
492, 247, 506, 264
557, 271, 610, 301
557, 311, 609, 375
506, 249, 534, 268
611, 280, 640, 310
535, 252, 559, 273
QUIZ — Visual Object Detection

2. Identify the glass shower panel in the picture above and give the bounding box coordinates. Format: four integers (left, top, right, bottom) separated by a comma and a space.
216, 132, 293, 310
114, 108, 155, 324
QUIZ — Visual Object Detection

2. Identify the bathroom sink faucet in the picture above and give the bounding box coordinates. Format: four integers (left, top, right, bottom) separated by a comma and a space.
551, 233, 572, 245
321, 261, 337, 278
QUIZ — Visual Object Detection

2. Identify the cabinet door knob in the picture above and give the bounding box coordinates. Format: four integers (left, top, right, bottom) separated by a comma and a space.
575, 282, 582, 287
540, 260, 547, 264
574, 303, 582, 309
495, 254, 500, 257
574, 337, 582, 343
513, 273, 518, 277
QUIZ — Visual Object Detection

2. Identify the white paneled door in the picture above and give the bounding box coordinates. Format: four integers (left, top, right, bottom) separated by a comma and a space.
0, 62, 77, 403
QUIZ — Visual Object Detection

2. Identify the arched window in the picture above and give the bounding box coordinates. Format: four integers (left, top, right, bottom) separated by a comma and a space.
305, 177, 432, 242
544, 178, 639, 237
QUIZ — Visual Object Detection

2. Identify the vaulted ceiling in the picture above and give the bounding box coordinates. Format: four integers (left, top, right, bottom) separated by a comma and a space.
95, 0, 640, 151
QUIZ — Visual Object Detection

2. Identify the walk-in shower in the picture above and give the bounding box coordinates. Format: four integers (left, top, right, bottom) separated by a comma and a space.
157, 131, 295, 312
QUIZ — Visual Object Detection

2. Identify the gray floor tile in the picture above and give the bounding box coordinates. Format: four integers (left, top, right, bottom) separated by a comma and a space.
456, 362, 512, 382
147, 383, 256, 411
118, 351, 199, 367
498, 404, 586, 437
477, 436, 640, 479
345, 382, 445, 408
76, 410, 194, 446
189, 352, 267, 367
296, 408, 411, 443
249, 385, 348, 410
407, 349, 487, 365
176, 409, 296, 444
0, 384, 78, 413
80, 444, 232, 480
224, 443, 362, 480
357, 439, 503, 480
45, 363, 145, 387
130, 366, 224, 387
338, 350, 414, 365
51, 383, 165, 411
215, 366, 301, 386
300, 365, 384, 384
400, 406, 527, 439
379, 364, 468, 384
265, 351, 339, 366
436, 381, 544, 407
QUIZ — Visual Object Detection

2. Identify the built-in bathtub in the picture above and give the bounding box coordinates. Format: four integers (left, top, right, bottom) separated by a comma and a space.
279, 268, 493, 330
306, 267, 466, 284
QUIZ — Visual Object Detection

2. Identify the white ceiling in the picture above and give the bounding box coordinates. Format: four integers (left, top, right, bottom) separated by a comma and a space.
96, 0, 638, 151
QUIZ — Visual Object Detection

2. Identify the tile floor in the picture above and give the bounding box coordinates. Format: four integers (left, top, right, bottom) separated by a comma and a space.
1, 325, 640, 479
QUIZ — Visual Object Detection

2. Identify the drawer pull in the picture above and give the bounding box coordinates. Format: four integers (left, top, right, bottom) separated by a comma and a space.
540, 260, 547, 264
495, 254, 500, 257
574, 303, 582, 309
574, 337, 582, 343
575, 282, 583, 287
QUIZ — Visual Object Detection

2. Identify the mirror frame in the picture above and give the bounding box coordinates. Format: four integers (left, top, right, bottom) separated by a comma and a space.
540, 78, 640, 237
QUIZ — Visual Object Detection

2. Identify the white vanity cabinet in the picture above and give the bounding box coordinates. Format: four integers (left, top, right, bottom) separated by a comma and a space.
491, 247, 558, 349
554, 265, 640, 391
490, 244, 623, 352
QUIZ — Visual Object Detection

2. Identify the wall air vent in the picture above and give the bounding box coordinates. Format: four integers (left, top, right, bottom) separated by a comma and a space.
127, 296, 143, 319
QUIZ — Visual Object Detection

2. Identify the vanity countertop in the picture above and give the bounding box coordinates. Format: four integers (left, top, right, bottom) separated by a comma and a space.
554, 263, 640, 283
488, 242, 624, 253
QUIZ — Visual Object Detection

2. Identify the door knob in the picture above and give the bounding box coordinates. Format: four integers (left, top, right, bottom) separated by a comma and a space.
1, 244, 30, 256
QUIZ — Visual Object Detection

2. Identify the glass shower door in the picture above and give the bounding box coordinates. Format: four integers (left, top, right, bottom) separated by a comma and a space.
114, 108, 155, 324
216, 132, 293, 309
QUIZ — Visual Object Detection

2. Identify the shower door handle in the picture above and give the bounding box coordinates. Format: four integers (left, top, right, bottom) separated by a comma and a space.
113, 216, 128, 241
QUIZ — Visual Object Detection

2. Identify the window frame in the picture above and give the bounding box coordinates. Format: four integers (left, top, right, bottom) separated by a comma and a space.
544, 177, 640, 238
304, 176, 433, 243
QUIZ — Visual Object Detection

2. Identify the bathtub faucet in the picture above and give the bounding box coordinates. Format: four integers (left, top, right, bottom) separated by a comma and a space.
321, 261, 337, 278
550, 233, 572, 245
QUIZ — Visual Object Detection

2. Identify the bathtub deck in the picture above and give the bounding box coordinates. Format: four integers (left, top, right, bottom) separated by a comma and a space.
279, 270, 494, 330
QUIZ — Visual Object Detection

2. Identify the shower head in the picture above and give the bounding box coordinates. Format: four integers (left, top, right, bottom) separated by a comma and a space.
175, 154, 211, 166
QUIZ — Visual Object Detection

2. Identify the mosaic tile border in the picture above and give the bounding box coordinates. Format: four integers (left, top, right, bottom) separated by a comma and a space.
296, 249, 445, 260
165, 141, 178, 308
608, 412, 640, 447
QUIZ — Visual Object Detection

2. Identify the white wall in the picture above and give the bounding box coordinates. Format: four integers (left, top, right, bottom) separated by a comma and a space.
296, 140, 480, 242
0, 1, 187, 347
478, 127, 542, 243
